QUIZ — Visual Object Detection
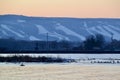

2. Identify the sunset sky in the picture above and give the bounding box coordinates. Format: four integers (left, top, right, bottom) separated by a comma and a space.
0, 0, 120, 18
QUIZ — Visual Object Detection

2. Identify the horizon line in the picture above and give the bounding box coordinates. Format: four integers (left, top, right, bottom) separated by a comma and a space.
0, 14, 120, 19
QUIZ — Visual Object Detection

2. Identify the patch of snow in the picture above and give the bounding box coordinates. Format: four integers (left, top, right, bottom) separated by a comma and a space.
36, 25, 49, 34
90, 26, 111, 37
72, 54, 120, 59
1, 30, 8, 36
17, 20, 26, 23
48, 33, 63, 40
102, 26, 120, 40
19, 30, 25, 34
97, 26, 112, 37
54, 32, 70, 41
0, 24, 24, 38
49, 32, 70, 41
84, 22, 95, 36
108, 25, 120, 31
29, 36, 41, 41
55, 23, 86, 41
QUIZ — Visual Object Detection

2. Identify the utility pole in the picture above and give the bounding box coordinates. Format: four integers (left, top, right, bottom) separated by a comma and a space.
46, 33, 49, 52
111, 33, 114, 51
111, 33, 113, 42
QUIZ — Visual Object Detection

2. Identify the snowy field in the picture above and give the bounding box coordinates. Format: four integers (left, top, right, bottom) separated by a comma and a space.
0, 63, 120, 80
0, 54, 120, 80
1, 54, 120, 59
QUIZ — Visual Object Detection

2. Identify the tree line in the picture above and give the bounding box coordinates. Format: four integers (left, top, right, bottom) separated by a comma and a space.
0, 55, 75, 63
0, 34, 120, 52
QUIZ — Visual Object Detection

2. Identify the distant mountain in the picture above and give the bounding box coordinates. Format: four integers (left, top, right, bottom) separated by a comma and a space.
0, 14, 120, 41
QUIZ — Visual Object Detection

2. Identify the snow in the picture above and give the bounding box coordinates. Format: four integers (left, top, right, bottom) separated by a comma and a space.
49, 32, 70, 41
108, 25, 120, 32
1, 54, 120, 59
29, 36, 41, 41
17, 20, 26, 23
0, 16, 120, 41
0, 24, 24, 38
19, 30, 25, 34
36, 25, 49, 34
102, 26, 120, 40
90, 26, 111, 37
36, 24, 70, 41
53, 32, 70, 41
1, 30, 8, 36
84, 22, 95, 36
89, 25, 120, 40
97, 26, 112, 37
48, 33, 63, 40
55, 23, 86, 41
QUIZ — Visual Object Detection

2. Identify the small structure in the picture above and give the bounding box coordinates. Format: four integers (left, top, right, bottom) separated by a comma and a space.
20, 63, 25, 66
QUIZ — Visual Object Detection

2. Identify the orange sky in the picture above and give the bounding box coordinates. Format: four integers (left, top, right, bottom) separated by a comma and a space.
0, 0, 120, 18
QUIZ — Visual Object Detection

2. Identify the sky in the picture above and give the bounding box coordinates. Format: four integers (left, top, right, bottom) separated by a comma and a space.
0, 0, 120, 18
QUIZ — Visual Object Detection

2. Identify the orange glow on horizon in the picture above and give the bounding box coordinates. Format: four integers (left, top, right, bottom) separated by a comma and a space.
0, 0, 120, 18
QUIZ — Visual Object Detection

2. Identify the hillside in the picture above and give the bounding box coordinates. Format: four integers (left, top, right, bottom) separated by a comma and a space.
0, 15, 120, 41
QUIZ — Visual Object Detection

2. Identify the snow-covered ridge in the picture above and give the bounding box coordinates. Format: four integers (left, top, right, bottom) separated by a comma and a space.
0, 24, 24, 38
0, 15, 120, 41
55, 23, 86, 41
